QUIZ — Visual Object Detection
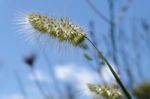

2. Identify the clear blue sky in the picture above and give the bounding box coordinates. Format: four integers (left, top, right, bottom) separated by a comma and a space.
0, 0, 150, 99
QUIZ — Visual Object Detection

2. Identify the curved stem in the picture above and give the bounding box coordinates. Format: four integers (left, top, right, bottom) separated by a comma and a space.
85, 36, 132, 99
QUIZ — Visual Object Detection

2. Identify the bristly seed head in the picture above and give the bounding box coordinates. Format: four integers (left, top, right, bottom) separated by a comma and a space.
87, 83, 122, 99
27, 13, 86, 46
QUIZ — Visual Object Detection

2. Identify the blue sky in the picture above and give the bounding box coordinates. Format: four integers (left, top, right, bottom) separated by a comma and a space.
0, 0, 150, 99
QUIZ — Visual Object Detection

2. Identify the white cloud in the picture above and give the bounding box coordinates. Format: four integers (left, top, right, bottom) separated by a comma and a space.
54, 63, 119, 95
28, 69, 50, 83
55, 65, 72, 80
5, 94, 24, 99
54, 64, 99, 95
26, 63, 118, 96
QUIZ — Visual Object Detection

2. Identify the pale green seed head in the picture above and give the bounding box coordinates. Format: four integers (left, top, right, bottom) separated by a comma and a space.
87, 83, 122, 99
27, 13, 86, 46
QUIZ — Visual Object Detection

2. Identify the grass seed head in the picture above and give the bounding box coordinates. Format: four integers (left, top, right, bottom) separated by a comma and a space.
27, 13, 86, 46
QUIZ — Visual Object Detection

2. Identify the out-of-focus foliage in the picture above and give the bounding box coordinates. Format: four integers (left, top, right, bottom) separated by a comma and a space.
134, 82, 150, 99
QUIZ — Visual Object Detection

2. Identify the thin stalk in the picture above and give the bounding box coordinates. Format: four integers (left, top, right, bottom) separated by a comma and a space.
30, 68, 49, 99
14, 71, 28, 99
37, 41, 62, 97
107, 0, 119, 69
42, 50, 62, 96
85, 36, 132, 99
86, 0, 111, 24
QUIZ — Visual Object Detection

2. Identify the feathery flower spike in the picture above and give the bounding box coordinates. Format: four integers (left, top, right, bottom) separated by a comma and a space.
87, 83, 122, 99
26, 13, 86, 46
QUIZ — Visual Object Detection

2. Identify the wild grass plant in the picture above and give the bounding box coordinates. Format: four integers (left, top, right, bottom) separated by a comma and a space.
16, 12, 132, 99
